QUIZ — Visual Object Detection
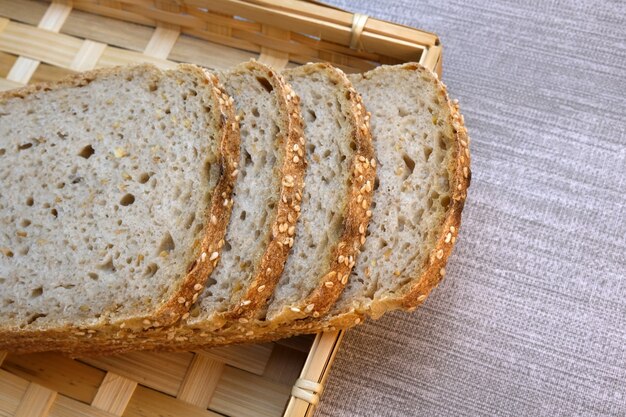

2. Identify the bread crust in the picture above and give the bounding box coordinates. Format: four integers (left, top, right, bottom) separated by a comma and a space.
268, 63, 376, 323
0, 64, 240, 348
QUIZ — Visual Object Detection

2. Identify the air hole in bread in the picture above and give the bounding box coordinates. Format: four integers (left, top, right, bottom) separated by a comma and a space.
323, 149, 331, 158
440, 195, 451, 208
26, 313, 47, 324
222, 240, 232, 252
88, 272, 99, 280
306, 109, 317, 122
243, 150, 252, 167
18, 247, 29, 256
144, 263, 158, 277
50, 208, 58, 217
307, 143, 316, 155
185, 212, 196, 229
120, 193, 135, 206
424, 146, 433, 161
402, 153, 416, 178
398, 106, 410, 117
240, 211, 247, 221
438, 134, 447, 150
398, 216, 407, 232
20, 219, 31, 227
17, 143, 33, 151
30, 287, 43, 298
56, 182, 65, 189
255, 76, 273, 93
148, 82, 158, 92
97, 256, 115, 272
0, 148, 5, 156
251, 107, 260, 118
157, 232, 175, 254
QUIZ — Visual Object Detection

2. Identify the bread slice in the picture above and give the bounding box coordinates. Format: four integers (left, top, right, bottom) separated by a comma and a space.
264, 63, 375, 323
0, 64, 239, 349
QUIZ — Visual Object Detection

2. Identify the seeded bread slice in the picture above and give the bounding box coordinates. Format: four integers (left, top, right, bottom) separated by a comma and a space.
264, 63, 375, 323
0, 64, 239, 350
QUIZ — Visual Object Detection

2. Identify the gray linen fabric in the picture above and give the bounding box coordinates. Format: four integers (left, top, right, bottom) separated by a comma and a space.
315, 0, 626, 416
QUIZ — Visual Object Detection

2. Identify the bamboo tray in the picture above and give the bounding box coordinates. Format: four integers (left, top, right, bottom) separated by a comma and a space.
0, 1, 442, 416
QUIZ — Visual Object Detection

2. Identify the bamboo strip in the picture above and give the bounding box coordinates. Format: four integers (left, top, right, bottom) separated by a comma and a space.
70, 39, 107, 71
14, 383, 57, 417
0, 369, 29, 416
4, 353, 105, 404
0, 0, 48, 25
0, 351, 6, 366
143, 25, 180, 59
198, 343, 273, 375
6, 1, 71, 84
284, 331, 344, 417
31, 62, 75, 83
258, 25, 289, 69
169, 34, 256, 69
0, 20, 83, 70
64, 0, 433, 62
210, 366, 291, 417
124, 385, 222, 417
176, 353, 224, 408
80, 351, 193, 397
91, 372, 137, 415
49, 394, 118, 417
97, 45, 176, 69
63, 9, 153, 52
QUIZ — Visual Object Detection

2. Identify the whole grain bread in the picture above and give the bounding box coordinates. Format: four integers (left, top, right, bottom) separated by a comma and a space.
0, 64, 239, 350
1, 62, 469, 356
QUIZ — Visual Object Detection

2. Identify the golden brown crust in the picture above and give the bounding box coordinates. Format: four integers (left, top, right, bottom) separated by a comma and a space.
216, 60, 306, 323
0, 63, 240, 348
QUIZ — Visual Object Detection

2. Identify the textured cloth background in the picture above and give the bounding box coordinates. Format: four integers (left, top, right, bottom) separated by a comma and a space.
315, 1, 626, 416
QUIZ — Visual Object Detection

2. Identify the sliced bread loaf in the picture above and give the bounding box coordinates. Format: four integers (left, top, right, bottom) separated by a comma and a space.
264, 63, 375, 323
0, 64, 239, 349
155, 62, 469, 350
